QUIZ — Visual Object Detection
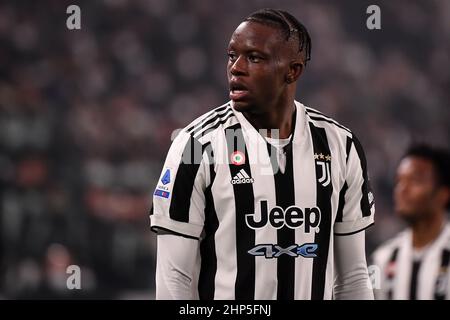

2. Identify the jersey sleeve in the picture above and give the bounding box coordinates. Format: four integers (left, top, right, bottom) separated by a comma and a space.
150, 131, 211, 239
334, 135, 375, 235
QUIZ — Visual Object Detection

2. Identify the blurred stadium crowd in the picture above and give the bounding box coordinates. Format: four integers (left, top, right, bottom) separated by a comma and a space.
0, 0, 449, 298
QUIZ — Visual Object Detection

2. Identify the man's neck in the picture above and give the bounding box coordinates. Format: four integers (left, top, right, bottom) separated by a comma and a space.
411, 213, 446, 249
242, 99, 296, 139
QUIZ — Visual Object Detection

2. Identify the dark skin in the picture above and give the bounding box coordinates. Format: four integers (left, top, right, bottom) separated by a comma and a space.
394, 156, 450, 248
227, 21, 305, 138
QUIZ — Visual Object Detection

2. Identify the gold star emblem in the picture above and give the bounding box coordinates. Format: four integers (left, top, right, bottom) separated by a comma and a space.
319, 153, 324, 160
314, 153, 319, 160
325, 155, 332, 161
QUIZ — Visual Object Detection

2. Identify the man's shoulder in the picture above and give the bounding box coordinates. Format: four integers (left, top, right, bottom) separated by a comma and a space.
183, 102, 236, 136
300, 102, 353, 138
172, 101, 237, 144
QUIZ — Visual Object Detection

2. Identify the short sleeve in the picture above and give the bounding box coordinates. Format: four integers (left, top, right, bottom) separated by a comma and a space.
150, 132, 210, 239
334, 135, 375, 235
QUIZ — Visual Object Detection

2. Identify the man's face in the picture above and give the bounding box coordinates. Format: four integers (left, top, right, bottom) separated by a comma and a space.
394, 156, 439, 223
227, 21, 291, 113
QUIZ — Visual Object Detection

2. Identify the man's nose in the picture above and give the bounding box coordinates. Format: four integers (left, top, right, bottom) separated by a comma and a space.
229, 56, 246, 76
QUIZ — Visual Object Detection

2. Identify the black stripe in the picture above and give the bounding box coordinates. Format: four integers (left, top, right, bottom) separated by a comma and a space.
434, 249, 450, 300
352, 135, 373, 217
266, 142, 296, 300
345, 136, 352, 163
309, 123, 333, 300
191, 107, 232, 137
334, 222, 374, 236
305, 107, 333, 119
409, 260, 422, 300
169, 137, 205, 222
305, 107, 334, 118
150, 226, 199, 240
204, 142, 215, 186
304, 107, 322, 115
186, 104, 229, 133
306, 111, 351, 134
226, 123, 255, 300
199, 143, 219, 300
193, 111, 235, 138
335, 137, 353, 224
335, 182, 348, 223
387, 247, 399, 300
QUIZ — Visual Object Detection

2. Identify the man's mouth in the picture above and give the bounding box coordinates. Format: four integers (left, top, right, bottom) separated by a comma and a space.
229, 82, 249, 100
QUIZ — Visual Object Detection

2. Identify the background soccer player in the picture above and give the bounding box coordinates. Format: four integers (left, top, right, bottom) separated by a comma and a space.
150, 8, 375, 300
372, 145, 450, 299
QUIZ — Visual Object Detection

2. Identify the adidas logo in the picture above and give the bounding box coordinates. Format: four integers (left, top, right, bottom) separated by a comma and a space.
231, 169, 254, 185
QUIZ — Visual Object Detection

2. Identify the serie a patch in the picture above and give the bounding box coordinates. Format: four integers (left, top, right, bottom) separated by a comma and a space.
154, 189, 170, 198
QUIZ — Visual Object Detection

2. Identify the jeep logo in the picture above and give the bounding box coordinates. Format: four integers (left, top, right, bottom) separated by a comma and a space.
245, 200, 321, 233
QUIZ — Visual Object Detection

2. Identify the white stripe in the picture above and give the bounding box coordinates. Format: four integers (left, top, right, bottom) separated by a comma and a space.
246, 131, 278, 299
240, 169, 250, 178
293, 137, 316, 299
237, 172, 244, 179
419, 248, 434, 299
395, 232, 412, 299
323, 129, 342, 299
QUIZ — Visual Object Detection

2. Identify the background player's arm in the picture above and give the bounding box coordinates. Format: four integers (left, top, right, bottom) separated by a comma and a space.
155, 233, 199, 299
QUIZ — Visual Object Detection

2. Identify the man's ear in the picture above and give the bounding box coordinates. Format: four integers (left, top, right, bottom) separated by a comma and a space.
286, 60, 304, 84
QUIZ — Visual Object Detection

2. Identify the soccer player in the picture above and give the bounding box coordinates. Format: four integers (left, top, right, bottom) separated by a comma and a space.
372, 145, 450, 300
150, 8, 375, 300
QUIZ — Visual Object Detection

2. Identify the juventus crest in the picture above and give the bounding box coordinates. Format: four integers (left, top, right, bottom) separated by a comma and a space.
314, 153, 332, 187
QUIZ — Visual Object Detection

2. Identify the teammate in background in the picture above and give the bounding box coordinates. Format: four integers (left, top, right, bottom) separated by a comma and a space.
150, 8, 375, 300
372, 144, 450, 299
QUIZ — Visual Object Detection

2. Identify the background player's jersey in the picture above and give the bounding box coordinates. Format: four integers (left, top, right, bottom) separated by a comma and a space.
372, 223, 450, 300
150, 100, 375, 300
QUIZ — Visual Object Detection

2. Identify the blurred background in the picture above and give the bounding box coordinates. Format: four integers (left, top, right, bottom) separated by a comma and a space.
0, 0, 448, 299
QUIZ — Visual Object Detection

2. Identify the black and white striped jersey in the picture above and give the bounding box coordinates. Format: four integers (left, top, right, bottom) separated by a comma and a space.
372, 223, 450, 300
150, 100, 375, 300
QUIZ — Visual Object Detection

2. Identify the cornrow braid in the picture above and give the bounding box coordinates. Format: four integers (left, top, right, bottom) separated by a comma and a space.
245, 8, 311, 65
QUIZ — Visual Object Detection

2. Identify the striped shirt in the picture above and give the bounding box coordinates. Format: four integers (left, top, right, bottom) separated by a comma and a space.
372, 223, 450, 300
150, 100, 375, 299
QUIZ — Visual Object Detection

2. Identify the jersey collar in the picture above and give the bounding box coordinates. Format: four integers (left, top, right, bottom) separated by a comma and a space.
230, 100, 306, 147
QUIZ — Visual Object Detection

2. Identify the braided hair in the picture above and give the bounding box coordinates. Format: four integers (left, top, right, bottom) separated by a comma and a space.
245, 8, 312, 65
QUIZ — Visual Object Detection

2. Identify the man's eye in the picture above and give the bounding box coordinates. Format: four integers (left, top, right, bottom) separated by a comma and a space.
228, 53, 237, 61
248, 55, 261, 63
